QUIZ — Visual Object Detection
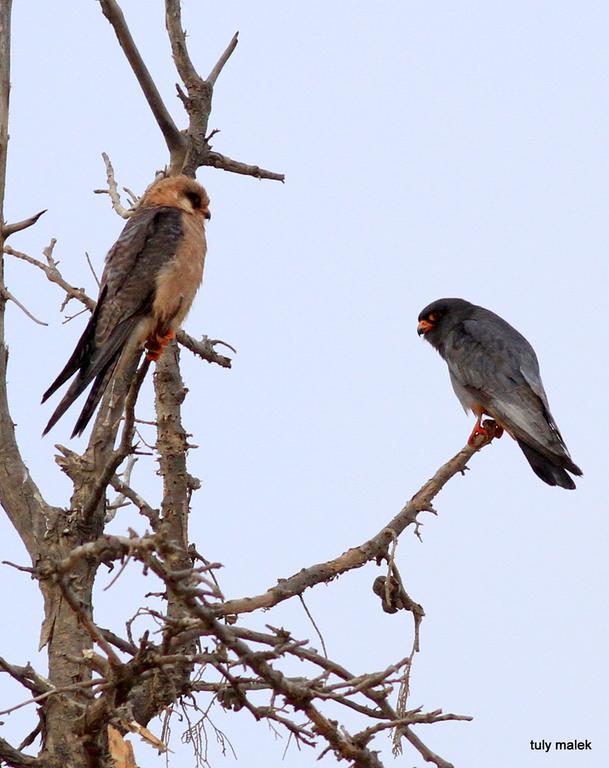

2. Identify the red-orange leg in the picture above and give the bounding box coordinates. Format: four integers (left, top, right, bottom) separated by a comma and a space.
145, 329, 175, 362
467, 414, 489, 445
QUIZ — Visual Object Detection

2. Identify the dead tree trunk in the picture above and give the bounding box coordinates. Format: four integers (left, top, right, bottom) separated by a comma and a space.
0, 3, 494, 766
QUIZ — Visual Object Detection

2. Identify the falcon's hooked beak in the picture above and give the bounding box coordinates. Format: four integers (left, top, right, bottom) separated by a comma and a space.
417, 319, 434, 336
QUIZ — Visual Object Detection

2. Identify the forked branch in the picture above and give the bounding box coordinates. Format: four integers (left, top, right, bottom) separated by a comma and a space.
99, 0, 284, 180
98, 0, 186, 169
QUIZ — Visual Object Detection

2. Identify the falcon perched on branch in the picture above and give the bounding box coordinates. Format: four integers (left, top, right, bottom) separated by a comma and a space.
42, 175, 210, 438
417, 298, 582, 489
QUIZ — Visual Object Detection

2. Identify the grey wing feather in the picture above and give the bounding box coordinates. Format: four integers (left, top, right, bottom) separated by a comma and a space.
445, 311, 574, 463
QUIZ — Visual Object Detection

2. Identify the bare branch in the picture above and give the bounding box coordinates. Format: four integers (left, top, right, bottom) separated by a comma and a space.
207, 32, 239, 86
135, 553, 389, 767
0, 678, 104, 718
85, 251, 101, 287
176, 329, 233, 368
203, 151, 285, 182
1, 286, 47, 324
106, 454, 137, 519
163, 1, 283, 180
4, 241, 96, 311
93, 152, 133, 219
0, 344, 46, 552
80, 357, 150, 519
0, 0, 52, 559
108, 464, 161, 530
98, 0, 284, 182
98, 0, 186, 168
16, 721, 41, 753
49, 534, 153, 574
99, 627, 137, 656
2, 208, 46, 239
0, 735, 38, 768
122, 186, 139, 206
298, 594, 328, 658
165, 0, 204, 91
400, 725, 456, 768
0, 656, 51, 696
0, 0, 11, 220
41, 527, 466, 764
355, 709, 472, 744
219, 431, 496, 617
154, 343, 192, 550
57, 575, 122, 668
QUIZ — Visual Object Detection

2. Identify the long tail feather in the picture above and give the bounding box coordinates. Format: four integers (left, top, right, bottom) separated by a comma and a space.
517, 439, 581, 490
42, 288, 106, 404
43, 313, 142, 435
43, 355, 117, 437
71, 358, 120, 438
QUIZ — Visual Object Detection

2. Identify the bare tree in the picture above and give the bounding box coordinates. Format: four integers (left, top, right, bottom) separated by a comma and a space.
0, 2, 499, 766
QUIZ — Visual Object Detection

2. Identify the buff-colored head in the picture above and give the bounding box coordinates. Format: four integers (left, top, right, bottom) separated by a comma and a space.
140, 175, 211, 220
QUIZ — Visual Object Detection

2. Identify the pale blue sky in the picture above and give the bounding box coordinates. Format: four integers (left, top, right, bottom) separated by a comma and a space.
1, 2, 607, 766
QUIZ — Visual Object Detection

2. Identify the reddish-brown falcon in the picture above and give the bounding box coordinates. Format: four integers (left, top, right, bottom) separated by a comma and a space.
42, 175, 210, 437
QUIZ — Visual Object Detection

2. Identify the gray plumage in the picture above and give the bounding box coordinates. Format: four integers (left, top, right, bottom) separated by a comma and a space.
417, 298, 582, 489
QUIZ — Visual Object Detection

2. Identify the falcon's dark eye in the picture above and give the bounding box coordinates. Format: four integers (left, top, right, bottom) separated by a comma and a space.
428, 312, 439, 322
186, 191, 202, 209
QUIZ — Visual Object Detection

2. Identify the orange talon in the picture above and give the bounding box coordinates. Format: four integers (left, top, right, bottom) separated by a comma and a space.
159, 329, 175, 344
145, 329, 175, 362
467, 415, 489, 445
145, 347, 161, 362
468, 415, 504, 445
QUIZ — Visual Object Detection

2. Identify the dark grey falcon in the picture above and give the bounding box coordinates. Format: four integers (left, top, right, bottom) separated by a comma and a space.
417, 298, 582, 489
